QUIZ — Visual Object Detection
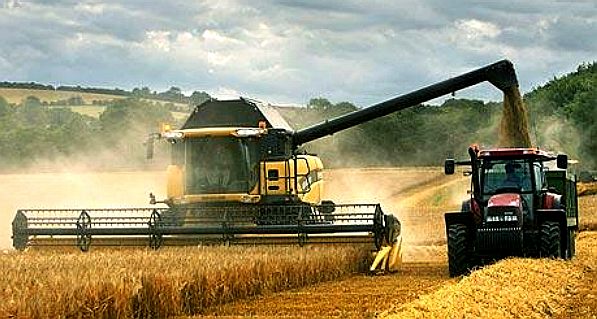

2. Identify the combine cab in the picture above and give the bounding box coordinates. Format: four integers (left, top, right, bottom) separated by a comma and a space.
13, 59, 525, 272
444, 147, 579, 276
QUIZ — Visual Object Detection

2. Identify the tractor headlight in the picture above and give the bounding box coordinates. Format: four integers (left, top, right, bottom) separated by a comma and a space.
486, 213, 518, 222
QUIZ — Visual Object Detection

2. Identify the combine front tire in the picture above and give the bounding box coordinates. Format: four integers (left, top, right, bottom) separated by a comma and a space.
447, 223, 471, 277
539, 221, 561, 258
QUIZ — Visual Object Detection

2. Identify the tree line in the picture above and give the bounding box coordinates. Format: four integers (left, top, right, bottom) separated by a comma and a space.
0, 82, 210, 105
0, 61, 594, 170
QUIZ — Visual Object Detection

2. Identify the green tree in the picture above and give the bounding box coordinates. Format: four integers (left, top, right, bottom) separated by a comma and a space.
190, 91, 210, 106
307, 98, 333, 111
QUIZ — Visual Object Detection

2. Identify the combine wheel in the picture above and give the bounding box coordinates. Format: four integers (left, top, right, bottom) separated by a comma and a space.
539, 221, 561, 258
148, 210, 164, 250
12, 211, 28, 251
447, 223, 471, 277
298, 232, 308, 247
76, 210, 92, 252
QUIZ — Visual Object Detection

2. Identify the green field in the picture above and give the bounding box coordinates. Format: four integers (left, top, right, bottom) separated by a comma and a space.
0, 88, 124, 104
1, 88, 191, 119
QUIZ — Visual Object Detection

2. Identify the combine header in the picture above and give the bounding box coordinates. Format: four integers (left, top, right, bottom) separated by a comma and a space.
13, 59, 522, 272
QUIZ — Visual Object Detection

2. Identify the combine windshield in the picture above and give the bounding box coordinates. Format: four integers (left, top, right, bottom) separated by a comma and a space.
481, 159, 533, 195
185, 137, 259, 194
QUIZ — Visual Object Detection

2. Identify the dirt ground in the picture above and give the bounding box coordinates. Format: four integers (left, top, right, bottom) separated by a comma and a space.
194, 262, 452, 319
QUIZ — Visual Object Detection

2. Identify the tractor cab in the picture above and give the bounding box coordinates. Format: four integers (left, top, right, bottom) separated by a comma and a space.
475, 148, 566, 226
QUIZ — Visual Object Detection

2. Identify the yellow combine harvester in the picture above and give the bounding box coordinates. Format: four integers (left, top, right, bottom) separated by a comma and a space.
12, 59, 522, 272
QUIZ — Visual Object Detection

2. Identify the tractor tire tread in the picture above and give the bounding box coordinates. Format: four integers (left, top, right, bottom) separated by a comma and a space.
539, 221, 561, 259
447, 223, 470, 277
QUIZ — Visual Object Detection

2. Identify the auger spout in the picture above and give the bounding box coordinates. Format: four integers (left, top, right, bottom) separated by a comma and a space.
293, 59, 518, 146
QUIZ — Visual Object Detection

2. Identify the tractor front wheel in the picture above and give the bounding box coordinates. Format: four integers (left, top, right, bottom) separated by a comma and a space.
539, 221, 562, 258
447, 223, 471, 277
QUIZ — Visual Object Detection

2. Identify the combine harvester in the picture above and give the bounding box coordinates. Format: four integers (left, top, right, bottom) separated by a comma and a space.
13, 59, 521, 272
444, 146, 579, 276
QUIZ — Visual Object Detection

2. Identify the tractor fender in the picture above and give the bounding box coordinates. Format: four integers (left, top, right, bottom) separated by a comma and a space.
444, 212, 475, 237
461, 199, 482, 224
536, 209, 566, 228
542, 193, 562, 209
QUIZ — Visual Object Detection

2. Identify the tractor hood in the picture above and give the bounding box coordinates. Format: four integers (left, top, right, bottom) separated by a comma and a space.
485, 193, 523, 225
488, 193, 522, 209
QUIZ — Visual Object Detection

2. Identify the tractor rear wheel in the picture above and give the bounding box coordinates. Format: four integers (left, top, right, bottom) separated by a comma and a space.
539, 221, 561, 258
447, 223, 471, 277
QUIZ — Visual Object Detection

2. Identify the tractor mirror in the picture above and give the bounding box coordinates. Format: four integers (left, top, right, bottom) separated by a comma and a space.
556, 154, 568, 169
445, 159, 455, 175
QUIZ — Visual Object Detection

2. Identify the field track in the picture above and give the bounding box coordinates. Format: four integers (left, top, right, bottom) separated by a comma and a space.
196, 262, 451, 318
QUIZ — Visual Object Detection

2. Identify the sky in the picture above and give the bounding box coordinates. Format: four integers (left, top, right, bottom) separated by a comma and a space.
1, 0, 595, 106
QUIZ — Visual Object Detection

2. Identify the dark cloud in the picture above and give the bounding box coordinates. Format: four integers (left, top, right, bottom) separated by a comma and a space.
0, 0, 595, 106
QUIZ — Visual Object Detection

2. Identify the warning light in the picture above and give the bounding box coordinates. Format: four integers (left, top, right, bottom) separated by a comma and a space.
161, 123, 172, 133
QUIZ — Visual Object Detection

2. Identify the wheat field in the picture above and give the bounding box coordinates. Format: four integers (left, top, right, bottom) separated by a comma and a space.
0, 246, 369, 318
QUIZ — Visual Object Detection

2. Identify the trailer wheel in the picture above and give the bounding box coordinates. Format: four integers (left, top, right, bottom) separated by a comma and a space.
566, 229, 576, 259
539, 221, 561, 258
447, 223, 470, 277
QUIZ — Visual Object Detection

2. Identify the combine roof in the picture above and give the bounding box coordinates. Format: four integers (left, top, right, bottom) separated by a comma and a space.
181, 97, 292, 131
478, 148, 556, 161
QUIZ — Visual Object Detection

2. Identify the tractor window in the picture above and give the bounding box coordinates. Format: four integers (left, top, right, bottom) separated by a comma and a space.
482, 159, 532, 194
534, 162, 544, 190
185, 137, 258, 194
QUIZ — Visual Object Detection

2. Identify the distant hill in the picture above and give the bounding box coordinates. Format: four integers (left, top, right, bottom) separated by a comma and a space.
0, 88, 125, 104
0, 81, 211, 107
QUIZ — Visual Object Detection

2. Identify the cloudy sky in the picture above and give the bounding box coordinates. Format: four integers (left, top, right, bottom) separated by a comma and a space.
1, 0, 595, 106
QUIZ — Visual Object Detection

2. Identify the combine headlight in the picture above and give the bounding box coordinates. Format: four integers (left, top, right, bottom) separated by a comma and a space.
162, 131, 184, 140
240, 194, 261, 203
235, 128, 264, 137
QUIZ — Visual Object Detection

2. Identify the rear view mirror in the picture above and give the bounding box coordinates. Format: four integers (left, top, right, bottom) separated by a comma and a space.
556, 154, 568, 169
445, 159, 455, 175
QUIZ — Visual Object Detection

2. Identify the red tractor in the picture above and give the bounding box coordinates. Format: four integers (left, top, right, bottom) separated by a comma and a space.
444, 146, 579, 276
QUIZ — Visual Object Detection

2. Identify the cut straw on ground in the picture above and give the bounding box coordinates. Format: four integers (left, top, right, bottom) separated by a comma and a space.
380, 232, 597, 319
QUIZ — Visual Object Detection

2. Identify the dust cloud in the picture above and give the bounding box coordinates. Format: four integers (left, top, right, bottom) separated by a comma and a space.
324, 167, 467, 262
0, 171, 166, 250
499, 87, 532, 148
